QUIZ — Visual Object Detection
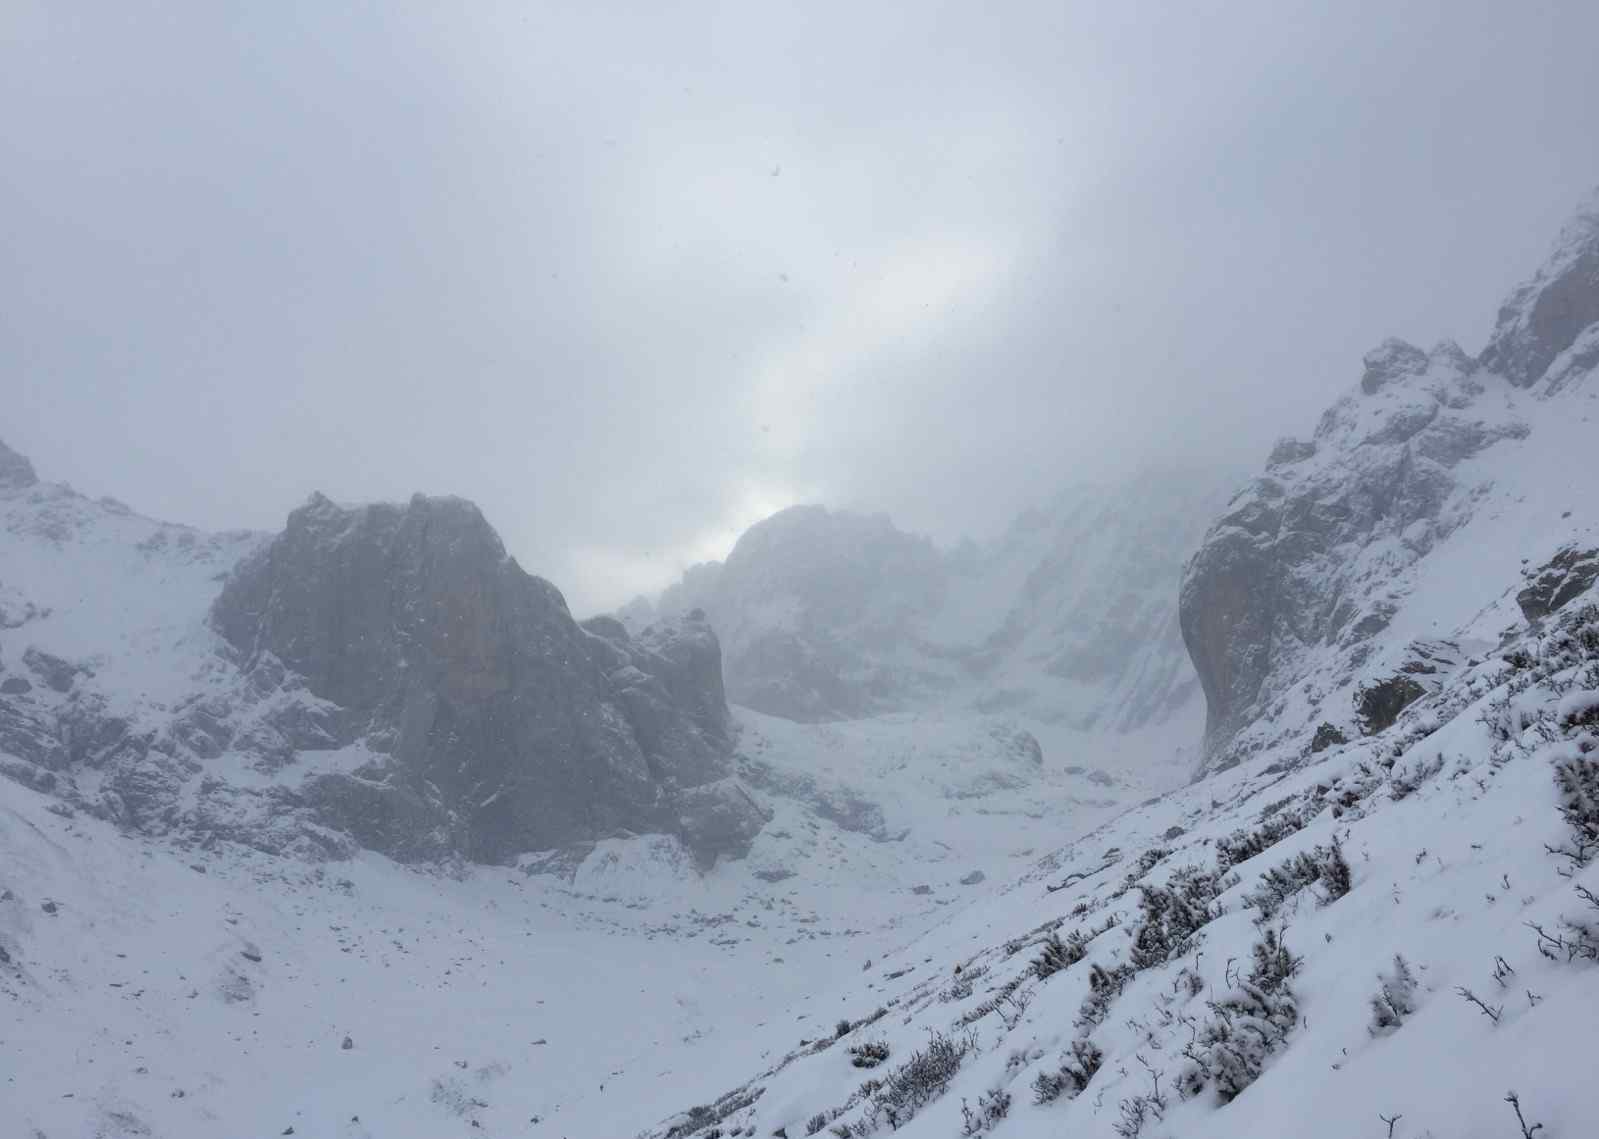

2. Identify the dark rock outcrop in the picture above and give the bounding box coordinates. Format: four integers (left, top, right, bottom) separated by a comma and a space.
1180, 336, 1521, 768
1480, 190, 1599, 388
211, 492, 754, 863
1354, 676, 1426, 736
0, 440, 36, 490
1517, 545, 1599, 622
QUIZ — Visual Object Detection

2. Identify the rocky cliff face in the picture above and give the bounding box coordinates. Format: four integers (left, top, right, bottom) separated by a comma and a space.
1182, 189, 1599, 774
211, 493, 753, 863
0, 468, 760, 867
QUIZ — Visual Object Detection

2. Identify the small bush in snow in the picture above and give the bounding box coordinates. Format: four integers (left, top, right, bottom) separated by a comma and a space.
958, 1088, 1010, 1136
1032, 930, 1085, 980
1128, 866, 1224, 969
1388, 754, 1445, 800
1031, 1038, 1103, 1104
1551, 752, 1599, 871
847, 1040, 889, 1069
1177, 930, 1300, 1104
868, 1029, 973, 1130
1075, 962, 1132, 1030
1527, 886, 1599, 964
804, 1112, 828, 1136
940, 963, 987, 1002
1244, 839, 1352, 918
1215, 808, 1310, 872
958, 974, 1025, 1028
1368, 954, 1420, 1035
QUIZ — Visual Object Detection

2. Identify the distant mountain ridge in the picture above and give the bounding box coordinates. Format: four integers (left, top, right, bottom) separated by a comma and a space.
631, 466, 1238, 737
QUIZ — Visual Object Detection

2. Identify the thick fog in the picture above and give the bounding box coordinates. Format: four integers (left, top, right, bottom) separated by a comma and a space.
5, 1, 1598, 612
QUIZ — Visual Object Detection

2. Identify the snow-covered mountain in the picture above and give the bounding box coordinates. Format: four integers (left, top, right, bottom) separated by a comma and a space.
0, 438, 1172, 1137
2, 188, 1597, 1139
637, 465, 1236, 741
0, 469, 773, 866
621, 190, 1599, 1139
1182, 189, 1599, 777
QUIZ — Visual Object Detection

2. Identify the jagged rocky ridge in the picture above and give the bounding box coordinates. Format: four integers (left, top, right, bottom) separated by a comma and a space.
0, 470, 764, 865
1183, 189, 1599, 775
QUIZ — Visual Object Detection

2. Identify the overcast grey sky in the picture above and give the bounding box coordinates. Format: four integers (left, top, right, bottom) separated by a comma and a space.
5, 1, 1598, 612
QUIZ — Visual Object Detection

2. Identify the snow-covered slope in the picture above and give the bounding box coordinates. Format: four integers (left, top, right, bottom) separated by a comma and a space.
5, 191, 1598, 1139
618, 190, 1599, 1139
640, 465, 1235, 740
0, 696, 1165, 1138
634, 549, 1599, 1139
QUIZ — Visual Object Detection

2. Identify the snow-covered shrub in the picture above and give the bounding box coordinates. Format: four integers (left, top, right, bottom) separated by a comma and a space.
1244, 839, 1351, 917
1215, 808, 1310, 872
866, 1030, 973, 1131
1368, 954, 1420, 1034
1177, 930, 1301, 1103
1031, 1038, 1103, 1104
1389, 754, 1446, 800
1111, 1091, 1162, 1138
940, 963, 988, 1002
1528, 884, 1599, 964
1127, 865, 1225, 970
1552, 753, 1599, 870
1075, 963, 1132, 1030
957, 972, 1030, 1028
1032, 930, 1086, 980
848, 1040, 890, 1069
805, 1112, 828, 1135
1114, 846, 1170, 894
958, 1088, 1010, 1135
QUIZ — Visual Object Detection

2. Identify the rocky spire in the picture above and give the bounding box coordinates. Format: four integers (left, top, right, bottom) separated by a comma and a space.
1480, 186, 1599, 387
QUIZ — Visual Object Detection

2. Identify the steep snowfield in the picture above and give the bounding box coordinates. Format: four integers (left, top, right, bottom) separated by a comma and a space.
0, 480, 261, 707
636, 588, 1599, 1139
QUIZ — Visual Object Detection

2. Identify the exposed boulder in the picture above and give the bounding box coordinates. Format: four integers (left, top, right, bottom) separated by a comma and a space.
1354, 676, 1426, 736
1517, 545, 1599, 622
211, 492, 750, 863
22, 647, 84, 693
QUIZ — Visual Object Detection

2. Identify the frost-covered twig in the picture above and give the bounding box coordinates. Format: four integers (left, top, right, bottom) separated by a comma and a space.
1454, 986, 1502, 1024
1504, 1090, 1544, 1138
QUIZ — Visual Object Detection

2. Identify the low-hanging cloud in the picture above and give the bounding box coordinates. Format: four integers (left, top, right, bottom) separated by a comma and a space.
4, 0, 1598, 612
